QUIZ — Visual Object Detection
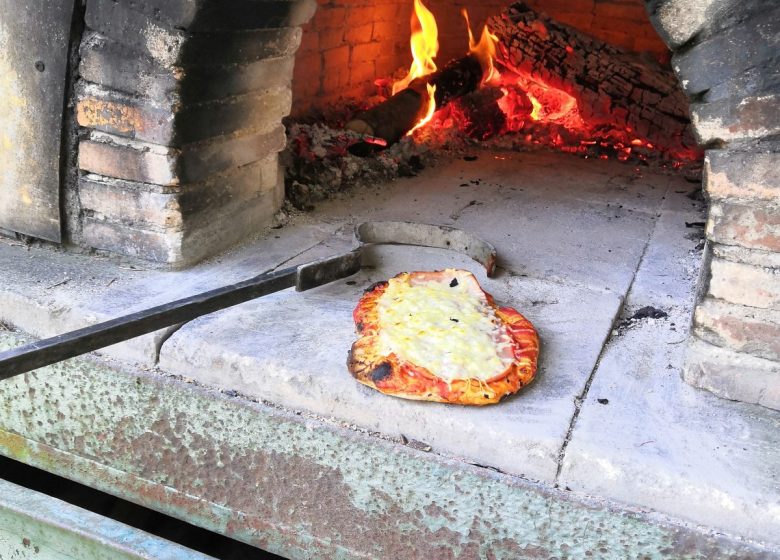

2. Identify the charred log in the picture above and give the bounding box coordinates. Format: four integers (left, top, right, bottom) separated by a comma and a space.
346, 54, 483, 146
489, 3, 696, 154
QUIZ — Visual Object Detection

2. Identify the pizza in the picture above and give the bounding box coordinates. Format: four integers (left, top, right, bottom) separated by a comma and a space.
348, 269, 539, 405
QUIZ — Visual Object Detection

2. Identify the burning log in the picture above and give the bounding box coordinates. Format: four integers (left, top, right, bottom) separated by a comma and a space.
488, 3, 697, 155
346, 54, 484, 145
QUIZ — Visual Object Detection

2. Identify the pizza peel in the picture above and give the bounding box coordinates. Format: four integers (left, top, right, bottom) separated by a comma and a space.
0, 221, 496, 378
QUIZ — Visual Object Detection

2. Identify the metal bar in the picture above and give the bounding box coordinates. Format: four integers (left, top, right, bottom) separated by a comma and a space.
0, 266, 298, 379
0, 477, 215, 560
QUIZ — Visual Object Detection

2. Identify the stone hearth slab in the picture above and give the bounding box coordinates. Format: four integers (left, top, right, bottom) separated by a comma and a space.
559, 194, 780, 543
159, 243, 622, 483
0, 221, 339, 366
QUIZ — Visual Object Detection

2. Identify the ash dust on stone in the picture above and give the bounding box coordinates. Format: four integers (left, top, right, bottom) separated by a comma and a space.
281, 121, 434, 210
614, 305, 670, 334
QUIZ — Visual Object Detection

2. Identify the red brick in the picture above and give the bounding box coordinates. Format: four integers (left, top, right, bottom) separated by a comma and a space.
351, 42, 384, 64
374, 3, 399, 22
319, 28, 345, 50
298, 28, 319, 55
593, 1, 648, 21
375, 55, 403, 77
373, 20, 401, 41
633, 36, 669, 54
553, 12, 595, 30
322, 45, 350, 70
314, 6, 346, 29
322, 67, 349, 93
344, 23, 374, 44
346, 6, 376, 26
349, 60, 376, 86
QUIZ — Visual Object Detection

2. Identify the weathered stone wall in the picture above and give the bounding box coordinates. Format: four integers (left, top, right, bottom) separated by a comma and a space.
74, 0, 315, 266
292, 0, 668, 115
645, 0, 780, 409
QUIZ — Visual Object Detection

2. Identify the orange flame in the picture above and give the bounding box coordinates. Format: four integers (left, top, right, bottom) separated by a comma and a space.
392, 0, 439, 95
407, 84, 437, 135
462, 10, 499, 84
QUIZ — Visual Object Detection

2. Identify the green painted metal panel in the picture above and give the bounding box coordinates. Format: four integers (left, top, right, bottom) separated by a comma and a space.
0, 0, 75, 241
0, 477, 215, 559
0, 330, 775, 559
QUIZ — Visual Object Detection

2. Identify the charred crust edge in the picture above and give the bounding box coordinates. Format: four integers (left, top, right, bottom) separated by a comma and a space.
370, 362, 393, 384
364, 281, 388, 294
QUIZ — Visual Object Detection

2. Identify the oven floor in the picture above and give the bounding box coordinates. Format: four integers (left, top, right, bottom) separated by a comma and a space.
1, 149, 778, 550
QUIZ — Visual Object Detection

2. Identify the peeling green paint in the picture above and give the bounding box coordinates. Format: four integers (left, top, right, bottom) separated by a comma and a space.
0, 331, 774, 559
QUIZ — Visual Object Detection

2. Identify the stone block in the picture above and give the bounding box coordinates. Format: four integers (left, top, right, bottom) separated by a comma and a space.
707, 201, 780, 252
683, 336, 780, 411
79, 174, 182, 230
704, 150, 780, 203
178, 155, 280, 217
672, 7, 780, 96
81, 175, 281, 266
708, 257, 780, 310
79, 134, 179, 186
179, 127, 287, 184
179, 187, 281, 265
79, 127, 286, 187
702, 65, 780, 103
79, 32, 178, 104
86, 0, 302, 69
110, 0, 317, 31
77, 83, 291, 146
646, 0, 716, 49
713, 242, 780, 269
82, 218, 184, 263
690, 93, 780, 145
79, 32, 297, 104
694, 297, 780, 361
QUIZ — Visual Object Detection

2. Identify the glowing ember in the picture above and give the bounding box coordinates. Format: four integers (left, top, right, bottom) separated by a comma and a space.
407, 84, 437, 135
386, 0, 700, 167
392, 0, 439, 95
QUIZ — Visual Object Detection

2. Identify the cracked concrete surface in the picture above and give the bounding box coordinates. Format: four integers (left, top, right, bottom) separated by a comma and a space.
1, 150, 778, 547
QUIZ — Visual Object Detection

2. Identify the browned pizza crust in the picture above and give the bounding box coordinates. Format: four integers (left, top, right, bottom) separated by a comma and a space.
348, 271, 539, 405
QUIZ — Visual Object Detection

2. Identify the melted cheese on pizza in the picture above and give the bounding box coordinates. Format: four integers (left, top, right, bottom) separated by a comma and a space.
375, 270, 515, 382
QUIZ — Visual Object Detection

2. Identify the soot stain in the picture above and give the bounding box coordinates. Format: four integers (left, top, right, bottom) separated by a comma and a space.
371, 362, 393, 383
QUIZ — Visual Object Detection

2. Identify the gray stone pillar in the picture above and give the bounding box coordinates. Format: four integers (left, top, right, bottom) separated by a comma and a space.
74, 0, 315, 266
646, 0, 780, 409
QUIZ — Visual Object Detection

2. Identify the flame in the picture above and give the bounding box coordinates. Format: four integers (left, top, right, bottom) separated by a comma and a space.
463, 10, 499, 84
392, 0, 439, 95
527, 94, 543, 120
407, 84, 437, 135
